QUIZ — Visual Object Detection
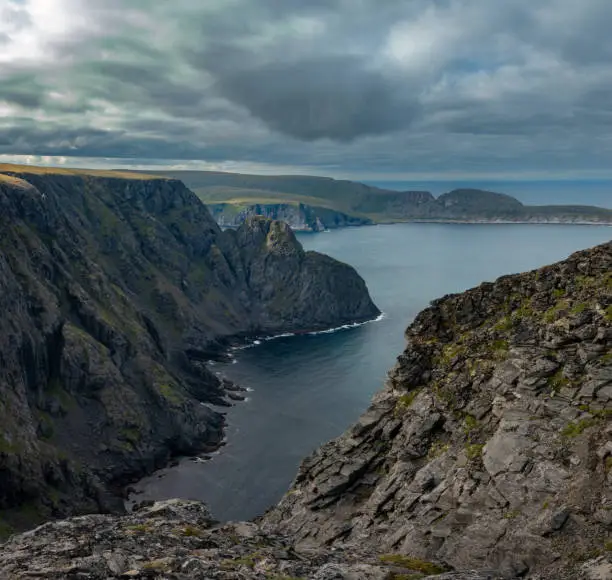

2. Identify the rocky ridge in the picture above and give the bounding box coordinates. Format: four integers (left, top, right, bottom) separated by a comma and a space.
264, 241, 612, 579
0, 166, 379, 535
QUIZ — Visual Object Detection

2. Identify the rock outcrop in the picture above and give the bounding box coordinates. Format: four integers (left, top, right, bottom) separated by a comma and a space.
210, 202, 371, 231
0, 166, 379, 535
0, 499, 500, 579
264, 241, 612, 579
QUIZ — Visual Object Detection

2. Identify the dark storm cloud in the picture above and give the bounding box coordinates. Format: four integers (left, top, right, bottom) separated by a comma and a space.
2, 0, 612, 176
210, 56, 419, 140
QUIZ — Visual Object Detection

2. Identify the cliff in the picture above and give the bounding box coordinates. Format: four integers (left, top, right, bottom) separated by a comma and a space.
210, 201, 371, 231
0, 166, 379, 535
145, 170, 612, 227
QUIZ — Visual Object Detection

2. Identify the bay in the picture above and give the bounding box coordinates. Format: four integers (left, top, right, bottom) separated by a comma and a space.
129, 223, 612, 521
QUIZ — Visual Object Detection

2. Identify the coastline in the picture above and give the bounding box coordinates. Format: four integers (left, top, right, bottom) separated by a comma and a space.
125, 311, 386, 507
223, 218, 612, 234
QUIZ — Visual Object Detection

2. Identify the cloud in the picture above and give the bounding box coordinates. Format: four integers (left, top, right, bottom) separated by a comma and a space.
0, 0, 612, 178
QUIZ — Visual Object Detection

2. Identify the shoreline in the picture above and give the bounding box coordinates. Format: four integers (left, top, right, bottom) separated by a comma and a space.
224, 219, 612, 234
125, 311, 386, 508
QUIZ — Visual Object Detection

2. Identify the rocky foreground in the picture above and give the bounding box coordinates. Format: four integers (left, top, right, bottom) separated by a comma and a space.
0, 190, 610, 578
266, 240, 612, 579
0, 166, 379, 535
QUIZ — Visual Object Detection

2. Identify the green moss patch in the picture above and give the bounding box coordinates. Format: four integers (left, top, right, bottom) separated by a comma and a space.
379, 554, 446, 575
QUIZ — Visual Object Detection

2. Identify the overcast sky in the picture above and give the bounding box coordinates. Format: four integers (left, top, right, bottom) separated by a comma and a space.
1, 0, 612, 180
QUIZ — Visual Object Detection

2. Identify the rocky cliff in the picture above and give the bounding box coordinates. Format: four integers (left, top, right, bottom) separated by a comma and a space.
0, 166, 379, 536
1, 199, 610, 578
264, 241, 612, 579
210, 201, 371, 231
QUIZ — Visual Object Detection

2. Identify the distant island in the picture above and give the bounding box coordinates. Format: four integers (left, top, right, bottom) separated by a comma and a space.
142, 170, 612, 231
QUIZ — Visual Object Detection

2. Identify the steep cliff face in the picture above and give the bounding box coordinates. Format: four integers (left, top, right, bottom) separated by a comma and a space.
265, 241, 612, 579
0, 167, 379, 534
210, 202, 371, 231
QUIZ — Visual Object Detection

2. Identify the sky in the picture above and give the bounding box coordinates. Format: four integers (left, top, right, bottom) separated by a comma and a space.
1, 0, 612, 182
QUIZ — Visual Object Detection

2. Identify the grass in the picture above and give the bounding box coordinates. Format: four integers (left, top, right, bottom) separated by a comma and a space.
463, 414, 479, 435
379, 555, 446, 575
561, 417, 599, 438
544, 299, 570, 323
221, 552, 260, 569
156, 383, 183, 406
548, 369, 570, 393
493, 316, 513, 332
491, 339, 509, 359
571, 302, 588, 315
0, 163, 167, 181
503, 509, 521, 519
176, 525, 203, 537
395, 390, 421, 415
428, 441, 449, 459
465, 443, 484, 460
552, 288, 566, 299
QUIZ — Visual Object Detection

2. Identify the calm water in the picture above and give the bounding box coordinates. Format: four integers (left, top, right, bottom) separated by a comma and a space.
130, 224, 612, 520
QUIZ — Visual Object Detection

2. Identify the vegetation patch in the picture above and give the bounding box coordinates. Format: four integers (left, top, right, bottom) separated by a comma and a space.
552, 288, 566, 299
379, 555, 446, 575
503, 509, 521, 519
428, 440, 450, 459
493, 316, 513, 332
561, 417, 599, 438
395, 390, 421, 415
465, 443, 484, 460
544, 299, 569, 323
156, 383, 183, 406
548, 369, 570, 393
463, 414, 480, 437
570, 302, 588, 315
490, 339, 509, 360
176, 525, 203, 537
221, 552, 260, 569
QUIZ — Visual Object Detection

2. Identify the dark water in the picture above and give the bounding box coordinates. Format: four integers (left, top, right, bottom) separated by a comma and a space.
130, 223, 612, 521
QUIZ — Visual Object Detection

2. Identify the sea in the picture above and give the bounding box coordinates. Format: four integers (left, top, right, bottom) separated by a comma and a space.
129, 222, 612, 521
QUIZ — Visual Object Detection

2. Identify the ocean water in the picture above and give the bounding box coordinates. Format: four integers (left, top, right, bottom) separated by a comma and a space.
130, 223, 612, 521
